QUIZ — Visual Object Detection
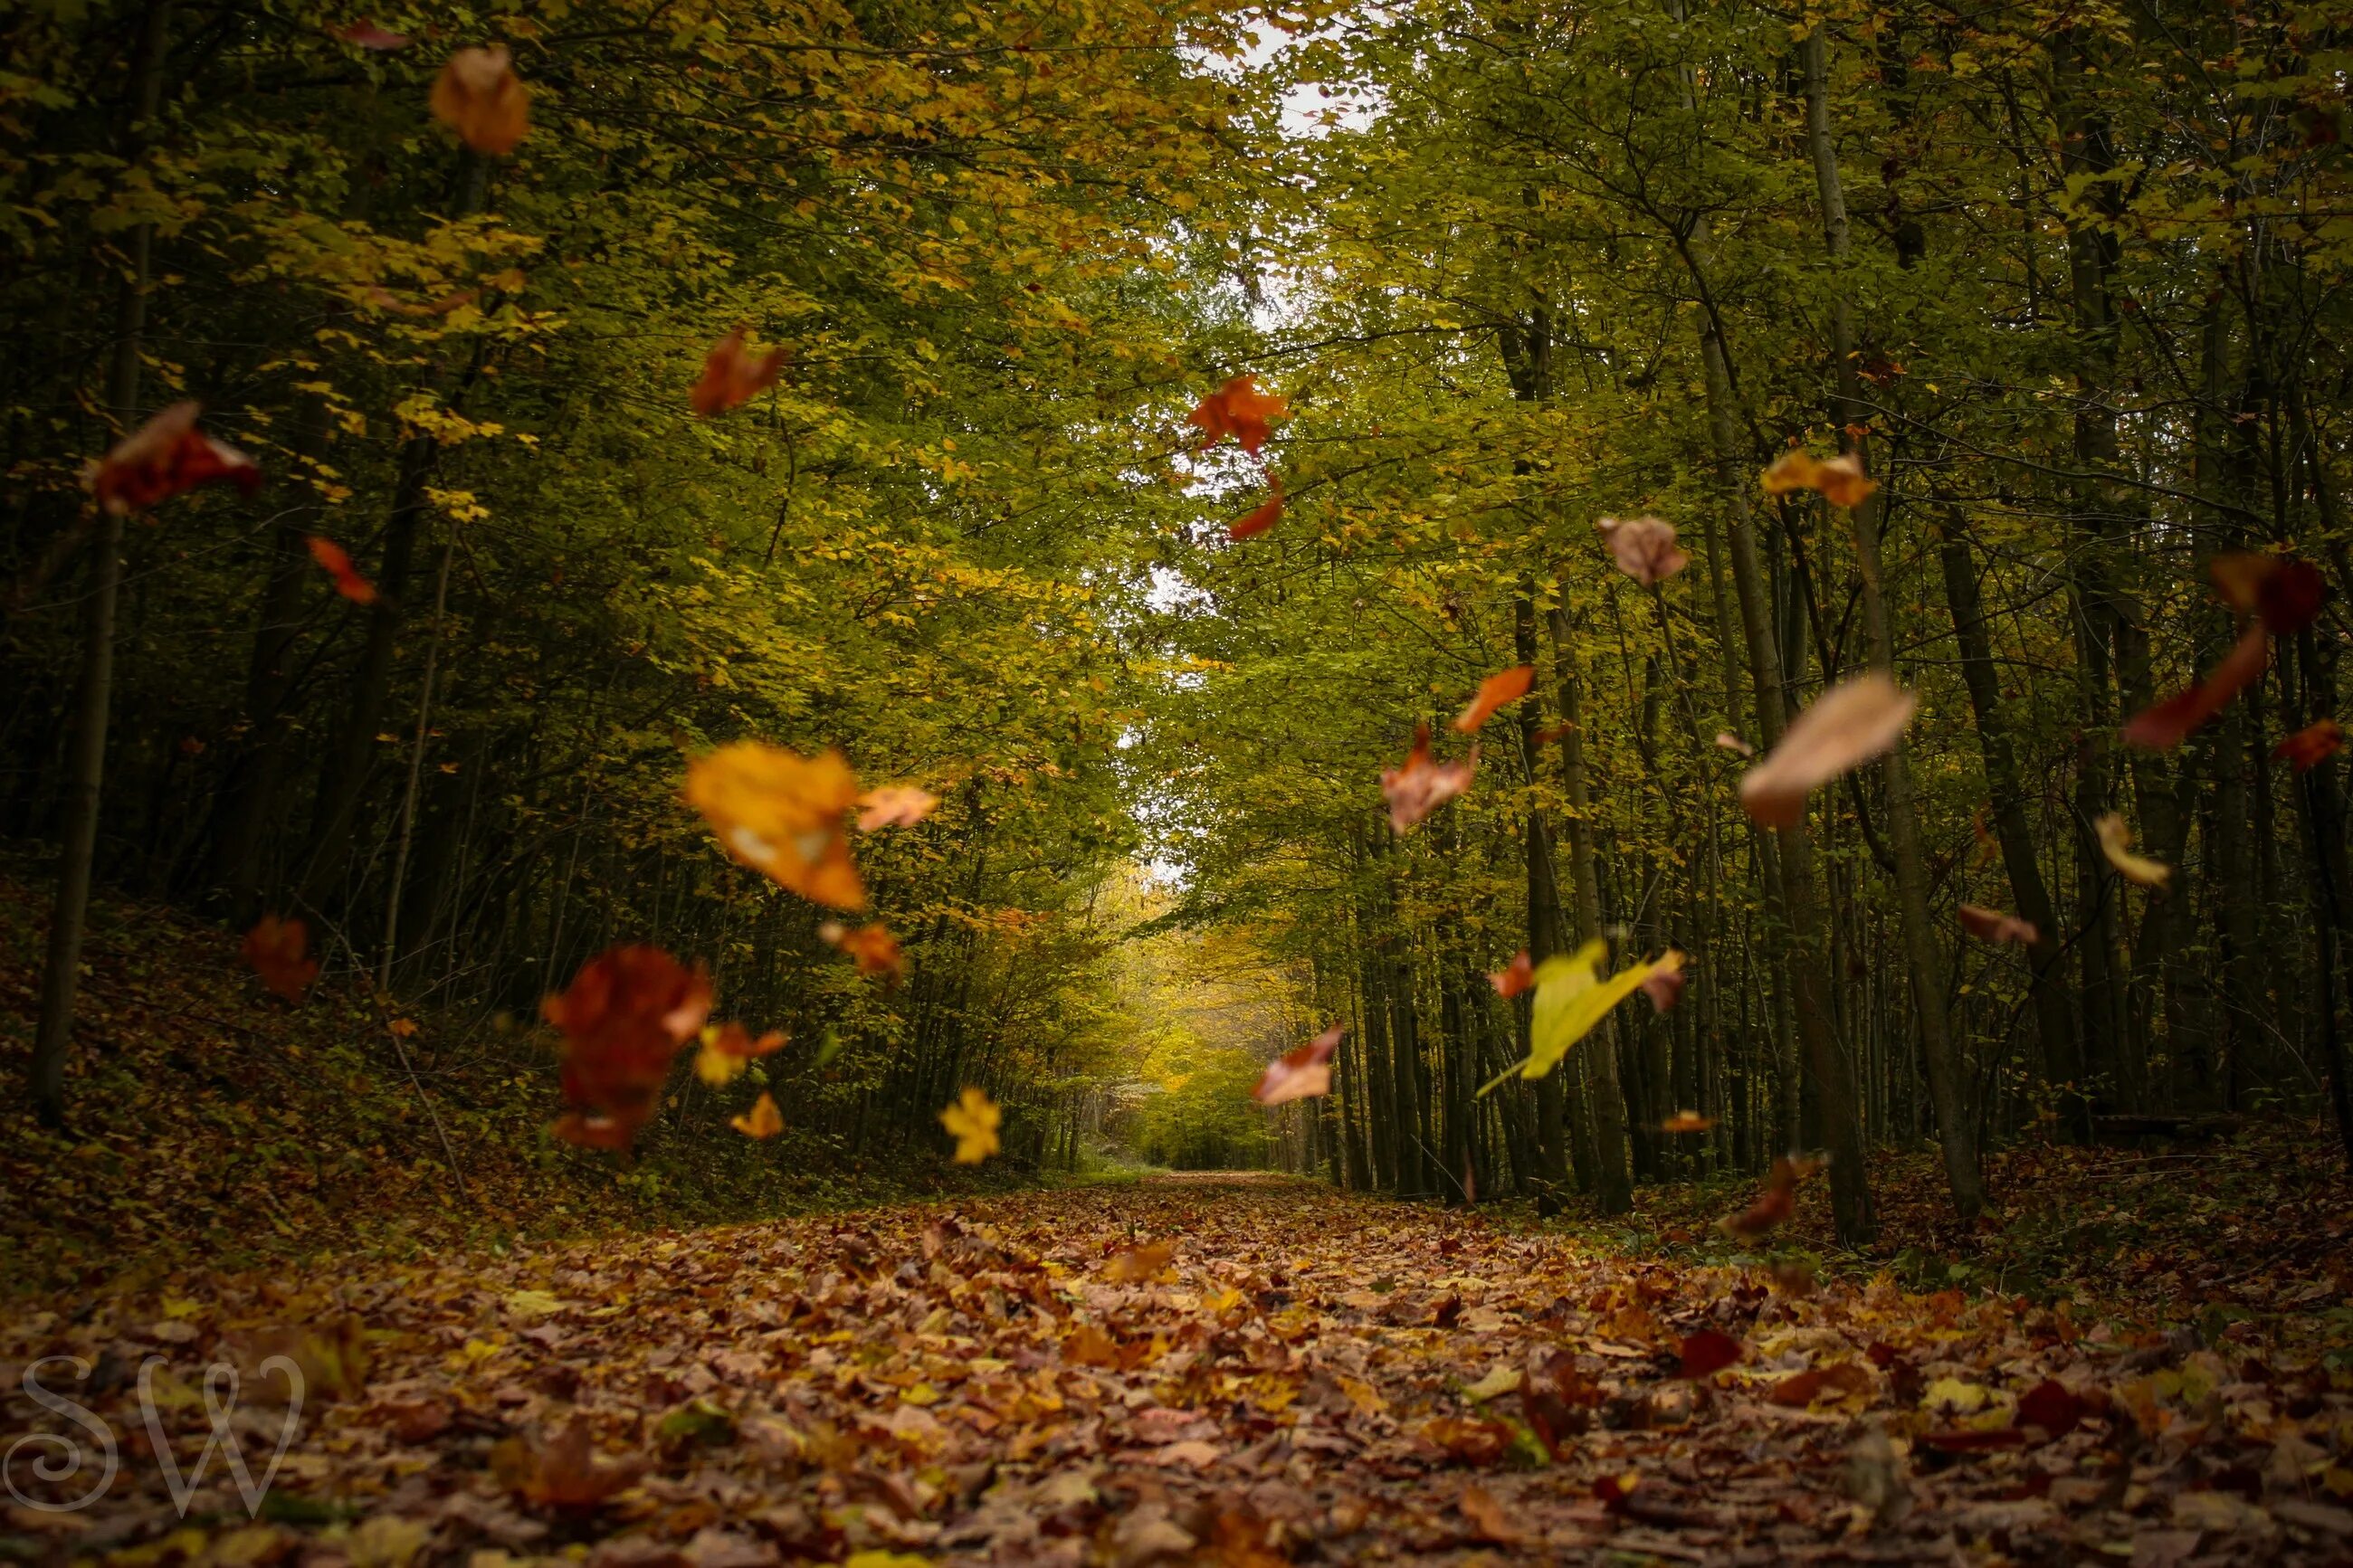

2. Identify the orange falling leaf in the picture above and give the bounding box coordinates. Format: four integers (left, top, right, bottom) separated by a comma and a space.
1253, 1022, 1341, 1106
307, 536, 377, 603
1739, 674, 1916, 828
690, 328, 786, 416
1381, 725, 1477, 833
1453, 666, 1533, 734
85, 402, 262, 516
820, 920, 903, 983
1660, 1110, 1716, 1136
730, 1091, 784, 1139
1186, 375, 1289, 455
683, 741, 865, 910
242, 915, 319, 1002
1489, 951, 1534, 1000
1596, 516, 1690, 585
431, 45, 529, 156
541, 945, 713, 1150
1532, 722, 1574, 746
1227, 475, 1284, 540
2211, 552, 2327, 632
856, 784, 938, 832
1958, 904, 2039, 946
693, 1020, 786, 1085
1760, 448, 1878, 508
1103, 1240, 1176, 1283
2275, 718, 2345, 772
2121, 625, 2268, 749
1720, 1154, 1825, 1240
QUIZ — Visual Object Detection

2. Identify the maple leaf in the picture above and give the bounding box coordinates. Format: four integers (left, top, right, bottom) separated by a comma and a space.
1759, 448, 1878, 508
1228, 477, 1283, 540
85, 402, 262, 516
731, 1090, 784, 1139
1660, 1109, 1715, 1135
1186, 375, 1289, 455
1958, 903, 2038, 945
694, 1021, 786, 1085
1641, 948, 1686, 1012
1103, 1240, 1175, 1282
1420, 1416, 1512, 1467
242, 915, 319, 1002
335, 18, 412, 48
820, 920, 904, 983
940, 1087, 1001, 1163
2121, 625, 2267, 748
2275, 719, 2345, 772
1452, 665, 1532, 734
542, 945, 713, 1148
684, 741, 866, 910
495, 1419, 645, 1509
2094, 813, 2171, 888
691, 328, 786, 416
1739, 673, 1916, 828
1488, 950, 1534, 999
307, 536, 377, 603
1253, 1022, 1341, 1105
431, 45, 529, 156
1596, 516, 1689, 585
1381, 725, 1477, 833
856, 784, 939, 832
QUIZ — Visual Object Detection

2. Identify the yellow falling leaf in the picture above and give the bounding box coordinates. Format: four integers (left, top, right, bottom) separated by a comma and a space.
730, 1091, 784, 1140
940, 1087, 1001, 1164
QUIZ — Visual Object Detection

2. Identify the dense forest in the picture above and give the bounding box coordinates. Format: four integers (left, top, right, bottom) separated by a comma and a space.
9, 0, 2353, 1233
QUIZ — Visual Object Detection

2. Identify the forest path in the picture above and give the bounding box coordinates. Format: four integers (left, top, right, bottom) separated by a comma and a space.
18, 1173, 2346, 1564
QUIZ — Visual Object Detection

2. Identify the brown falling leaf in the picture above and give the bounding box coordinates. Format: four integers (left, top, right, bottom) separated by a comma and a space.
1596, 515, 1689, 585
1739, 674, 1916, 828
1381, 725, 1477, 833
1958, 903, 2039, 945
1253, 1023, 1341, 1106
431, 45, 529, 156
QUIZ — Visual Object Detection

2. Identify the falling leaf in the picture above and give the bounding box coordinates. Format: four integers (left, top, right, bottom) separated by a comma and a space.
1488, 950, 1533, 1000
85, 402, 262, 516
1103, 1240, 1175, 1283
386, 1017, 418, 1039
1479, 940, 1670, 1091
1253, 1022, 1341, 1106
1186, 375, 1289, 455
335, 18, 412, 48
1641, 948, 1687, 1012
1459, 1483, 1523, 1546
431, 45, 529, 156
1596, 516, 1689, 585
1958, 903, 2038, 945
494, 1418, 645, 1509
940, 1087, 1001, 1163
690, 328, 786, 417
812, 1026, 846, 1069
2121, 626, 2268, 748
2274, 719, 2344, 772
1228, 477, 1283, 540
1660, 1109, 1715, 1135
242, 915, 319, 1002
694, 1021, 786, 1085
1462, 1365, 1521, 1402
1720, 1154, 1825, 1240
1381, 725, 1477, 832
857, 785, 938, 832
684, 741, 865, 910
1678, 1329, 1741, 1379
1062, 1323, 1120, 1367
730, 1091, 784, 1140
541, 945, 713, 1149
307, 536, 377, 603
2212, 552, 2327, 632
1452, 665, 1533, 734
1760, 448, 1878, 508
1533, 721, 1574, 745
820, 920, 904, 983
2095, 813, 2171, 888
1739, 673, 1917, 828
1714, 731, 1754, 758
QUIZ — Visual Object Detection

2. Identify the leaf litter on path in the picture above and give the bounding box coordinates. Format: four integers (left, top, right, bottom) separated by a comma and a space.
5, 1174, 2349, 1564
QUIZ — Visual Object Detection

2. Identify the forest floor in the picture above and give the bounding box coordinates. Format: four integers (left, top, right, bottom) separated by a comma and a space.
6, 1174, 2353, 1567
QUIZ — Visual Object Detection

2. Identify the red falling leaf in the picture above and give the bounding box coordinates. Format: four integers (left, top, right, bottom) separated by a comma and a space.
819, 921, 904, 984
335, 18, 413, 48
85, 402, 262, 516
1489, 950, 1534, 1000
1253, 1022, 1341, 1106
1720, 1154, 1824, 1240
2274, 719, 2344, 772
1591, 1471, 1643, 1509
2016, 1379, 2086, 1440
1453, 665, 1533, 734
1596, 516, 1690, 586
1641, 948, 1687, 1012
1186, 375, 1289, 456
691, 328, 786, 416
2121, 624, 2268, 749
1739, 674, 1916, 828
1660, 1109, 1715, 1135
2212, 552, 2327, 633
1958, 903, 2039, 946
431, 44, 529, 156
242, 915, 319, 1002
541, 945, 713, 1150
1678, 1328, 1741, 1380
1533, 722, 1574, 745
306, 536, 377, 603
1228, 476, 1283, 540
1381, 725, 1477, 833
